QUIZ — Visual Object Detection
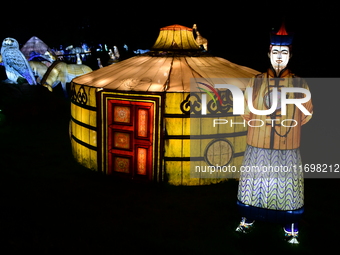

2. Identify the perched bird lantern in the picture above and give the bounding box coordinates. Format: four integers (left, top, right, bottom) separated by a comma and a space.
1, 37, 37, 85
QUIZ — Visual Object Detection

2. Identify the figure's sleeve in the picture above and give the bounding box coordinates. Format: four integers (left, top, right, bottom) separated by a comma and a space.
241, 77, 254, 122
300, 79, 313, 125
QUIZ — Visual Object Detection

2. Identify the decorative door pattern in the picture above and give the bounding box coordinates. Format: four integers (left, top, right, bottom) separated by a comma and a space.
107, 99, 154, 180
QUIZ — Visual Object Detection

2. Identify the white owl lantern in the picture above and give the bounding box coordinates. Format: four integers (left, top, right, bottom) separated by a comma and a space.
1, 37, 37, 85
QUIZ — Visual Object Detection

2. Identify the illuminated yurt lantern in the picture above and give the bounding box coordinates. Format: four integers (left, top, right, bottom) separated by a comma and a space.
70, 24, 259, 185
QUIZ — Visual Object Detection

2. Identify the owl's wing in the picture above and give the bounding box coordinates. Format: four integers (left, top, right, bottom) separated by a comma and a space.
2, 49, 37, 85
4, 65, 20, 83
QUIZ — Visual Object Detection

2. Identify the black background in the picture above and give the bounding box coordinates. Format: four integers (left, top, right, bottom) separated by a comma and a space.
1, 2, 339, 253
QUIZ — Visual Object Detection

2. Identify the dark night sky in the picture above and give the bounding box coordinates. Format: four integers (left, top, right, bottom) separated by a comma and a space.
1, 2, 338, 77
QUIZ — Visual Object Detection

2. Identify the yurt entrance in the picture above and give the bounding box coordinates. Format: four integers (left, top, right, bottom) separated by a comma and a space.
100, 92, 163, 182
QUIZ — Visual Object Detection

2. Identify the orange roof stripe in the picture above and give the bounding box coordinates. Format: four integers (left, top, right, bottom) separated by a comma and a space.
160, 24, 193, 31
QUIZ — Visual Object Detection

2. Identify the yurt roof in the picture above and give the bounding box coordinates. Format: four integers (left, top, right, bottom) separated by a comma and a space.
72, 25, 260, 92
21, 36, 50, 59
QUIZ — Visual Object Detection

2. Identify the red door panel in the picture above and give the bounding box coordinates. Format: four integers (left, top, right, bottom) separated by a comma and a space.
107, 99, 154, 180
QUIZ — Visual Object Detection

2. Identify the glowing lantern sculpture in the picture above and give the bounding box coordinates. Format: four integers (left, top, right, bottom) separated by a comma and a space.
21, 36, 51, 60
1, 38, 37, 85
235, 23, 313, 244
70, 24, 259, 185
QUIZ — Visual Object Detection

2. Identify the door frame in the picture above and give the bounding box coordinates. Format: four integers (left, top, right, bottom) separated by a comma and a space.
98, 91, 164, 182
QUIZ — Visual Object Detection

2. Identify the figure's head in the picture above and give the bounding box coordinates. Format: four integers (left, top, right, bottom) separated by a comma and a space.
269, 23, 293, 72
269, 45, 290, 71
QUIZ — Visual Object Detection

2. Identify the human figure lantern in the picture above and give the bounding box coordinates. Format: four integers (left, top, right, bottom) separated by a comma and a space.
235, 24, 313, 244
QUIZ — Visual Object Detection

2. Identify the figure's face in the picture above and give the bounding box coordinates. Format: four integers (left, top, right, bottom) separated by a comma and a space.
270, 45, 290, 70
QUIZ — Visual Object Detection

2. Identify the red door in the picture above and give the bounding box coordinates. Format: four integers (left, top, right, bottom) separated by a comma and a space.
107, 99, 154, 181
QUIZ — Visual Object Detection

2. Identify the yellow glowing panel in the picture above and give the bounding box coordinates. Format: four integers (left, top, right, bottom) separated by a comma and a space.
137, 148, 147, 175
137, 109, 148, 137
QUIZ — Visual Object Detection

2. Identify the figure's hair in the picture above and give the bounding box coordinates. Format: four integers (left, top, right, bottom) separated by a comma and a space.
269, 44, 293, 53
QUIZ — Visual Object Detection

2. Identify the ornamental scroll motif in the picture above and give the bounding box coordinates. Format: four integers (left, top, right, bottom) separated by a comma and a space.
180, 90, 234, 115
71, 85, 88, 105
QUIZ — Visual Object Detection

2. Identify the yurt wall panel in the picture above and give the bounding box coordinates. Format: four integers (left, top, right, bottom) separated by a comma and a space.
70, 83, 99, 171
189, 115, 247, 178
164, 92, 247, 185
163, 92, 192, 185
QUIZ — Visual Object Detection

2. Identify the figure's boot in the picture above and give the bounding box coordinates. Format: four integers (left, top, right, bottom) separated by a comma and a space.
235, 217, 255, 234
283, 223, 299, 244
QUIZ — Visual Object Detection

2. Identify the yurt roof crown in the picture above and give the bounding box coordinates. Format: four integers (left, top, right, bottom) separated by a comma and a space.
151, 24, 201, 52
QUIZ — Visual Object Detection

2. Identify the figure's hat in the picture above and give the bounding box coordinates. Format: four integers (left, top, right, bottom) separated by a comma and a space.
270, 23, 293, 46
